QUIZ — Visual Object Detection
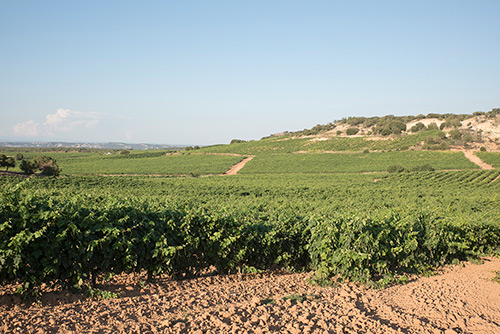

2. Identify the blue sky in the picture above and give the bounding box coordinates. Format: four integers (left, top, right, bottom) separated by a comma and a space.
1, 1, 499, 145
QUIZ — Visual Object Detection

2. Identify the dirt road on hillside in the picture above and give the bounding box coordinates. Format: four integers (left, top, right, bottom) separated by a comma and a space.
460, 150, 494, 170
1, 258, 500, 333
224, 156, 255, 175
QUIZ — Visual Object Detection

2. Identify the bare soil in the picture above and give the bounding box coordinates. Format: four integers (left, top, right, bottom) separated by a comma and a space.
1, 257, 499, 333
406, 118, 445, 130
454, 150, 494, 170
0, 171, 30, 178
224, 156, 255, 176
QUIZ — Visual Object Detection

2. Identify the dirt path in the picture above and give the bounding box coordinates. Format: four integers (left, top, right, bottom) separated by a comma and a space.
224, 156, 255, 175
461, 150, 494, 170
1, 258, 500, 333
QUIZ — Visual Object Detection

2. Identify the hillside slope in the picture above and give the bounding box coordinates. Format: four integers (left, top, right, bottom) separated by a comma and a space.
202, 110, 500, 156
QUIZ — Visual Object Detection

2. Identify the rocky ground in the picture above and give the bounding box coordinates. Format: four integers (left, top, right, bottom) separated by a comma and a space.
1, 257, 500, 334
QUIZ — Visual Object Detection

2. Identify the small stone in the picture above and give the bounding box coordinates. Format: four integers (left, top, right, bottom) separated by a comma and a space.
250, 297, 261, 306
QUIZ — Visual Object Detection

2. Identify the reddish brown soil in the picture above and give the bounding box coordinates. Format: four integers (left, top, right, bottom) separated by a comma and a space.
460, 150, 494, 170
0, 171, 29, 178
224, 156, 255, 175
1, 258, 499, 333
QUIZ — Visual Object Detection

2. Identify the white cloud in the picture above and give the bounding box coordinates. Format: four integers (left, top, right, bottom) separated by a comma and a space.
13, 119, 40, 137
13, 109, 101, 137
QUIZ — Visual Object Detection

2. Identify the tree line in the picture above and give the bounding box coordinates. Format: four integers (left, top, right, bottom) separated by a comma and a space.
0, 154, 61, 176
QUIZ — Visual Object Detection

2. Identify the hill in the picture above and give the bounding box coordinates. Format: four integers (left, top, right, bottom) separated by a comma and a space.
199, 109, 500, 156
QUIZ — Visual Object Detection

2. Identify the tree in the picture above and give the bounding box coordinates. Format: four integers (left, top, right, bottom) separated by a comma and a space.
4, 157, 15, 171
19, 156, 61, 176
20, 159, 37, 175
0, 155, 15, 171
376, 120, 407, 136
388, 121, 407, 134
35, 156, 61, 176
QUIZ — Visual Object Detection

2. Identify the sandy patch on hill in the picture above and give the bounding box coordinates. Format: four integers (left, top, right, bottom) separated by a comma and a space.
461, 116, 500, 140
406, 118, 445, 130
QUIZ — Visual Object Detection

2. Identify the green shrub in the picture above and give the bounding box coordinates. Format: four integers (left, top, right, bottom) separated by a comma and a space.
449, 129, 462, 140
463, 133, 474, 142
427, 122, 439, 130
346, 127, 360, 136
422, 135, 449, 150
387, 165, 407, 173
411, 122, 426, 132
440, 142, 450, 150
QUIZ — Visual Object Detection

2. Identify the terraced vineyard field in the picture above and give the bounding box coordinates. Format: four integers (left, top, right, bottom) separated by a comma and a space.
0, 150, 245, 176
239, 151, 477, 174
199, 130, 445, 155
476, 152, 500, 168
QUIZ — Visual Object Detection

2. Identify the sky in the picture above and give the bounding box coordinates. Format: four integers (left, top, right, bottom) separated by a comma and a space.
1, 1, 499, 146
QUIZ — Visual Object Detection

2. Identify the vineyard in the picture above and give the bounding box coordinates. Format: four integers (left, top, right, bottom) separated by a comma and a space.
197, 130, 447, 155
1, 147, 479, 177
1, 159, 500, 295
239, 151, 477, 174
0, 150, 245, 176
476, 152, 500, 168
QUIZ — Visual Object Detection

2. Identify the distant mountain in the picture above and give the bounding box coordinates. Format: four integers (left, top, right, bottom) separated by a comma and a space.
0, 141, 185, 150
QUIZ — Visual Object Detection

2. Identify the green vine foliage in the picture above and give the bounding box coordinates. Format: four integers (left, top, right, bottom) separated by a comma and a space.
0, 182, 310, 294
308, 213, 500, 287
1, 174, 500, 295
